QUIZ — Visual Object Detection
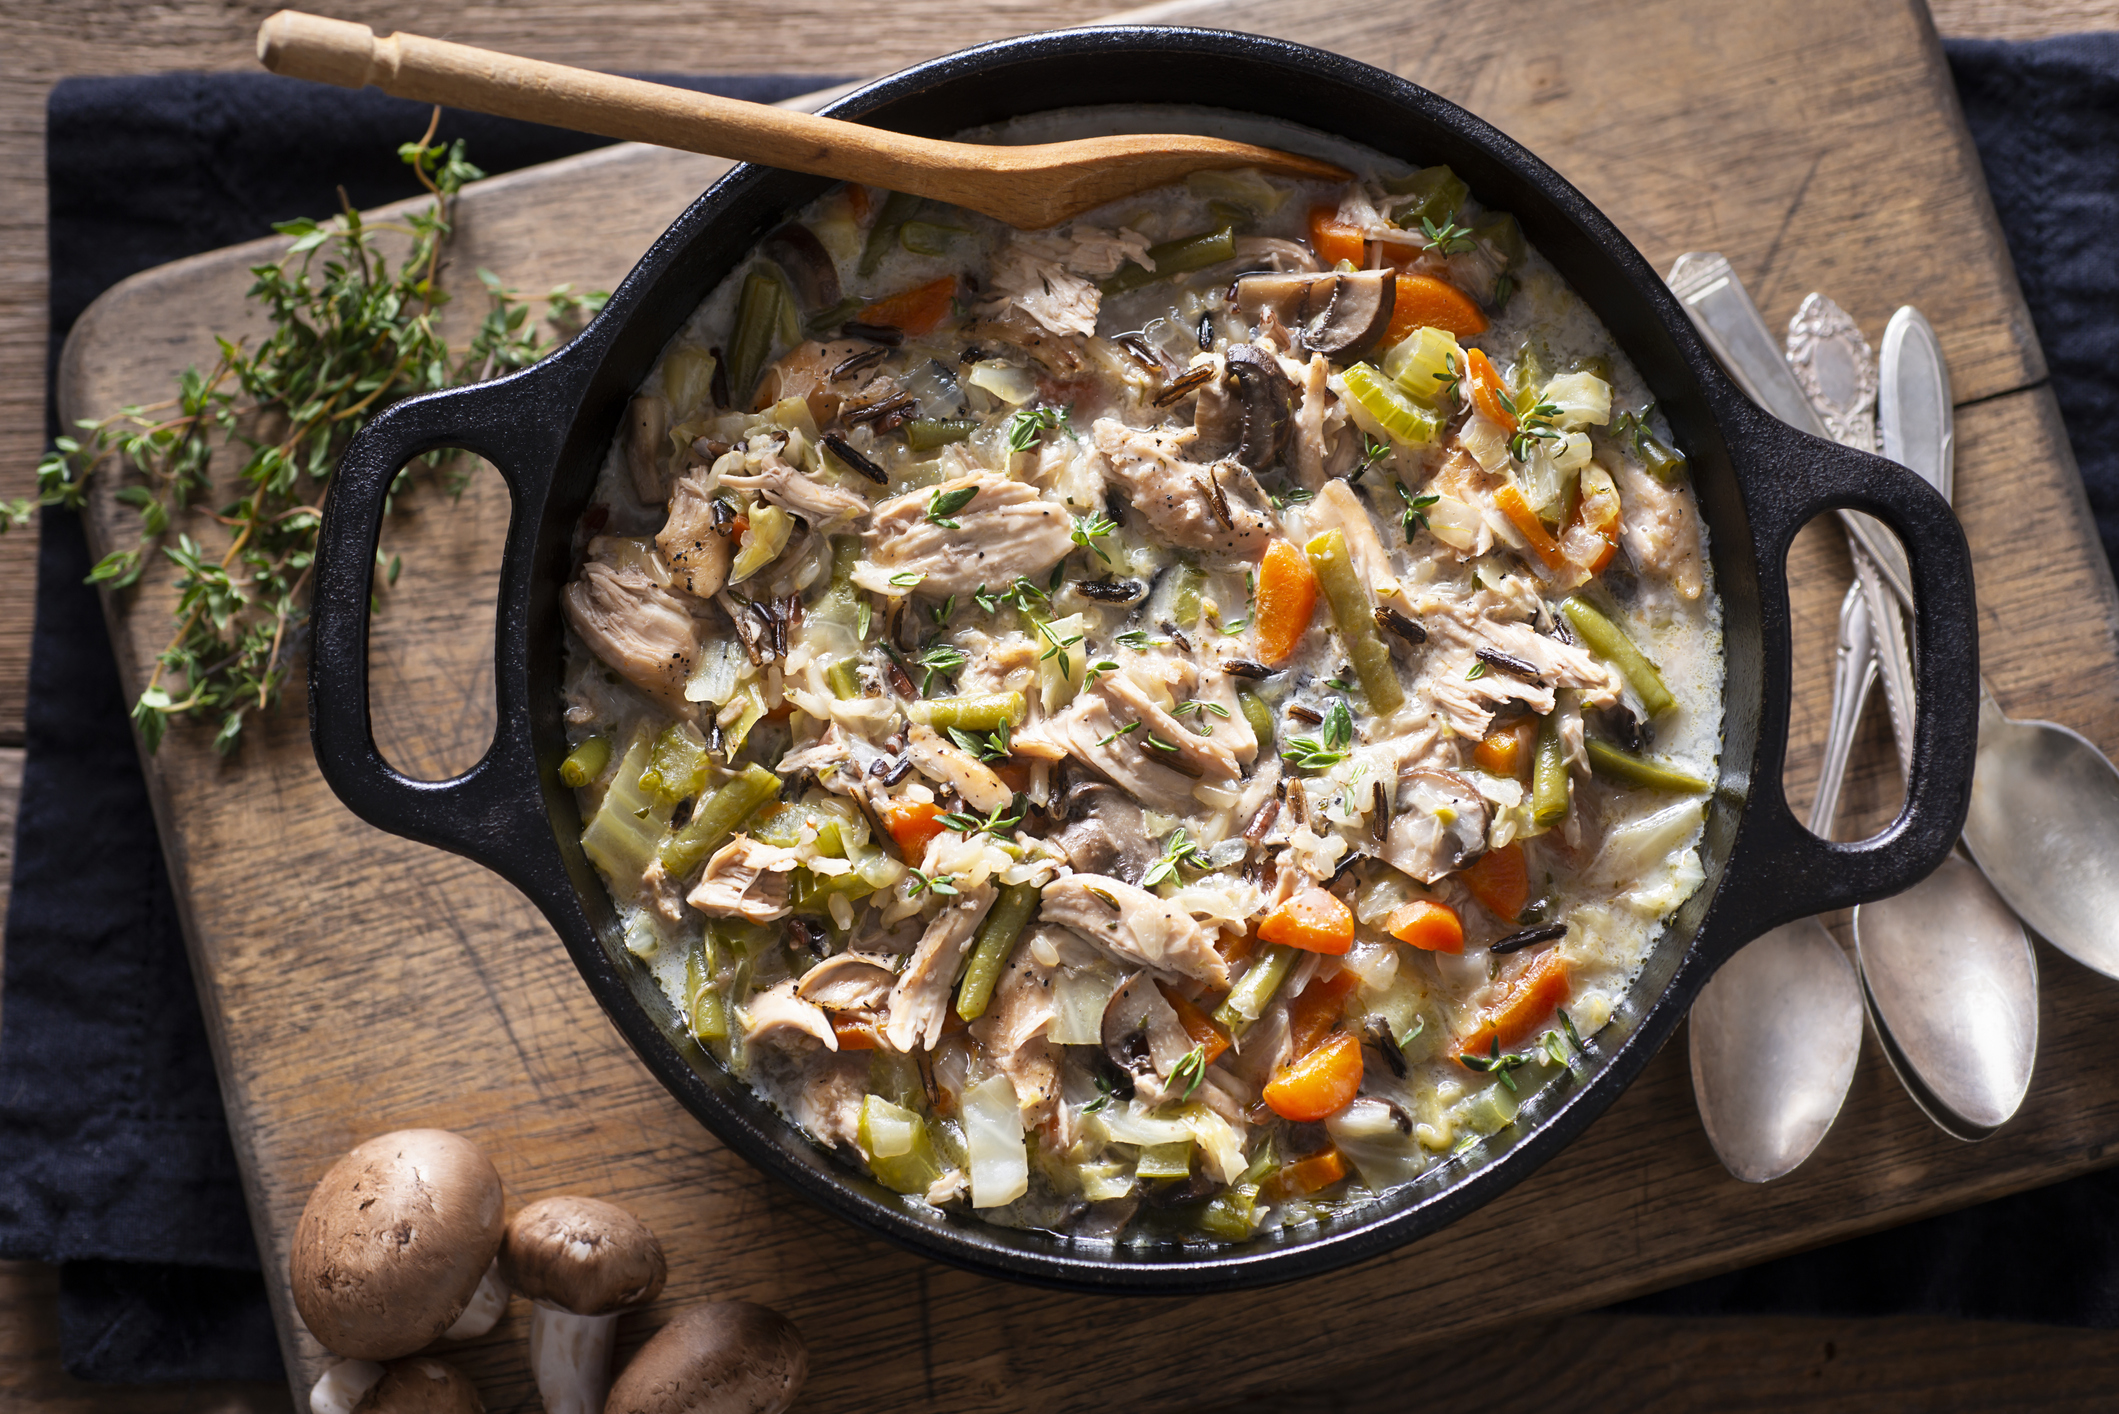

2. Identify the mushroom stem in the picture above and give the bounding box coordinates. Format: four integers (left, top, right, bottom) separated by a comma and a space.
527, 1304, 619, 1414
442, 1259, 509, 1341
310, 1359, 385, 1414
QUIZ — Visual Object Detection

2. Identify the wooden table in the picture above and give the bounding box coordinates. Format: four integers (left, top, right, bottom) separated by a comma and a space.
10, 2, 2119, 1411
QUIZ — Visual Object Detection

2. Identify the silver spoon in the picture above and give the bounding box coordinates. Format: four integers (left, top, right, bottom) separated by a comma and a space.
1689, 581, 1870, 1182
1849, 306, 2036, 1138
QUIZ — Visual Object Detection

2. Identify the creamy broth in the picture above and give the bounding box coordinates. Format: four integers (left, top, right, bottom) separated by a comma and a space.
557, 110, 1721, 1242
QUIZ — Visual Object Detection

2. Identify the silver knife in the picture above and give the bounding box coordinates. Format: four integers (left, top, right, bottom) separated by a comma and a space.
1666, 253, 1916, 760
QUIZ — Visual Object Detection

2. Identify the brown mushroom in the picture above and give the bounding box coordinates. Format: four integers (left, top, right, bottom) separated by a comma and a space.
1301, 269, 1396, 362
1101, 972, 1195, 1104
501, 1195, 667, 1414
1193, 345, 1296, 472
353, 1357, 486, 1414
604, 1302, 808, 1414
290, 1129, 506, 1362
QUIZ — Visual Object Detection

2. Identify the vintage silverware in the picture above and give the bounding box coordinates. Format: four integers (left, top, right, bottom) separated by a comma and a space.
1689, 581, 1871, 1181
1852, 306, 2037, 1139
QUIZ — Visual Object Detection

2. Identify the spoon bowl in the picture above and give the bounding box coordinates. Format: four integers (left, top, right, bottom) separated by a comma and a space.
1964, 690, 2119, 980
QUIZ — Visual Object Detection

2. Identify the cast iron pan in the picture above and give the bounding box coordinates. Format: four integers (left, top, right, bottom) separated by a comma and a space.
307, 27, 1978, 1292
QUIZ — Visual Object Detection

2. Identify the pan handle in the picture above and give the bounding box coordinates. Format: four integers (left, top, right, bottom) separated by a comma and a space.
306, 356, 584, 909
1704, 401, 1979, 956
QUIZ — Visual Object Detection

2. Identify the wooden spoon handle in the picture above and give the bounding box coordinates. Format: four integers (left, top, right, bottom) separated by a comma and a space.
257, 11, 966, 196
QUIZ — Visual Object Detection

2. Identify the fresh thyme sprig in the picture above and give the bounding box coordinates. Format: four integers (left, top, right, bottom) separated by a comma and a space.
1070, 512, 1117, 563
1394, 480, 1439, 543
1141, 826, 1211, 889
1421, 215, 1478, 256
937, 797, 1023, 836
1281, 699, 1354, 772
916, 643, 968, 695
944, 720, 1011, 764
1003, 403, 1072, 454
1167, 1043, 1208, 1101
1459, 1036, 1536, 1092
16, 115, 603, 756
905, 868, 960, 899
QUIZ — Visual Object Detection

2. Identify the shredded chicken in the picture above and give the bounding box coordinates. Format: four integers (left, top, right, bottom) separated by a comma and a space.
1090, 420, 1274, 562
795, 951, 898, 1011
1093, 667, 1244, 782
1411, 588, 1624, 737
1610, 455, 1707, 599
742, 979, 839, 1051
905, 723, 1013, 815
658, 469, 733, 599
968, 937, 1063, 1127
685, 835, 799, 922
1290, 353, 1334, 490
718, 448, 870, 525
884, 885, 999, 1052
562, 560, 703, 709
1026, 693, 1204, 814
980, 225, 1152, 337
1040, 874, 1228, 988
853, 473, 1075, 597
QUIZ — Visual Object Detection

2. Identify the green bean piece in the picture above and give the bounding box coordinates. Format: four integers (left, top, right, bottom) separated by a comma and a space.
685, 932, 729, 1042
900, 220, 969, 256
658, 764, 781, 878
1586, 738, 1712, 794
904, 417, 979, 452
1102, 225, 1238, 295
1385, 164, 1468, 229
1532, 711, 1570, 829
1172, 566, 1207, 629
910, 691, 1026, 732
1634, 424, 1690, 483
1237, 689, 1274, 755
558, 735, 611, 789
1560, 596, 1675, 717
858, 190, 923, 277
956, 881, 1042, 1021
724, 270, 784, 409
1213, 944, 1298, 1034
827, 658, 863, 701
638, 721, 710, 806
1304, 529, 1406, 714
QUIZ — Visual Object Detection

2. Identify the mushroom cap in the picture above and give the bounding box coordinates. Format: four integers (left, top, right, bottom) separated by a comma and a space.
501, 1196, 666, 1316
604, 1302, 807, 1414
352, 1357, 486, 1414
291, 1129, 506, 1361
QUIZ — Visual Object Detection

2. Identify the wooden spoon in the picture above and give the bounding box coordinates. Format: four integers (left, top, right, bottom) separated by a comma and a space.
255, 11, 1352, 228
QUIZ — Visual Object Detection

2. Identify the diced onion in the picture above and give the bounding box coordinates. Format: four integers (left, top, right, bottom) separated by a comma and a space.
1541, 371, 1612, 429
966, 360, 1038, 406
1458, 412, 1512, 473
1590, 799, 1707, 888
1423, 495, 1482, 553
1180, 1105, 1248, 1185
963, 1075, 1028, 1208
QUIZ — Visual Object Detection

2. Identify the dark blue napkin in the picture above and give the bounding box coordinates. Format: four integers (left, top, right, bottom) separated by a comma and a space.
2, 69, 846, 1383
8, 34, 2119, 1382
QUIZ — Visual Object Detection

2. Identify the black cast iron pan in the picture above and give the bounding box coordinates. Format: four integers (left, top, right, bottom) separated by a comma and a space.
306, 27, 1978, 1292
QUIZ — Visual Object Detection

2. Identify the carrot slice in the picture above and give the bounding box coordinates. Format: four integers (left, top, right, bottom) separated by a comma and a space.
880, 799, 945, 859
1287, 969, 1360, 1059
1263, 1030, 1365, 1122
1494, 482, 1568, 571
1387, 274, 1489, 344
1253, 538, 1320, 666
1473, 719, 1536, 779
1460, 841, 1529, 923
1561, 463, 1622, 573
1258, 887, 1356, 955
1158, 983, 1232, 1066
831, 1014, 882, 1050
1384, 898, 1465, 954
1308, 205, 1366, 268
1465, 347, 1516, 430
1260, 1147, 1350, 1203
1458, 950, 1570, 1057
857, 275, 957, 335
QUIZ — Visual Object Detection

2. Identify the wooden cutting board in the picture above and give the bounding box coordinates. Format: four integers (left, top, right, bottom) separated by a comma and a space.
58, 0, 2119, 1408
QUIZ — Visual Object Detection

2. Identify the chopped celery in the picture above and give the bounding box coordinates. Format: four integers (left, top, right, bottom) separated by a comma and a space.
1237, 689, 1274, 755
558, 735, 610, 789
1382, 326, 1465, 408
639, 720, 710, 806
1306, 528, 1406, 714
1560, 596, 1675, 717
750, 796, 861, 855
1197, 1185, 1261, 1240
720, 681, 768, 757
580, 730, 670, 884
1457, 1080, 1520, 1136
1341, 363, 1445, 449
869, 1050, 926, 1111
1102, 225, 1237, 295
908, 691, 1025, 732
858, 1095, 944, 1195
1136, 1140, 1194, 1181
956, 881, 1042, 1021
685, 933, 728, 1042
827, 657, 863, 700
858, 190, 922, 277
1171, 565, 1207, 629
661, 345, 719, 418
904, 418, 978, 452
729, 502, 792, 584
1214, 944, 1297, 1033
1531, 711, 1569, 828
658, 764, 780, 878
1385, 164, 1468, 228
725, 270, 784, 407
1586, 739, 1711, 794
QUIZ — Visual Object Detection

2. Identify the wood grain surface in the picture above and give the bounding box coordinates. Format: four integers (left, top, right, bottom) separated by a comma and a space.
38, 0, 2119, 1409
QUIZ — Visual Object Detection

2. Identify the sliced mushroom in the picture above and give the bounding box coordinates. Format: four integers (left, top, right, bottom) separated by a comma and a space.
604, 1301, 808, 1414
625, 395, 671, 504
1384, 768, 1492, 884
1194, 344, 1296, 472
1302, 269, 1396, 362
1232, 272, 1315, 326
763, 222, 842, 311
1049, 779, 1155, 885
1101, 972, 1196, 1100
794, 951, 898, 1012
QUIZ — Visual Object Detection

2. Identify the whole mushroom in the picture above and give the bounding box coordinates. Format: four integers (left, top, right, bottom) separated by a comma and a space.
291, 1129, 507, 1361
312, 1354, 487, 1414
605, 1302, 808, 1414
501, 1195, 667, 1414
